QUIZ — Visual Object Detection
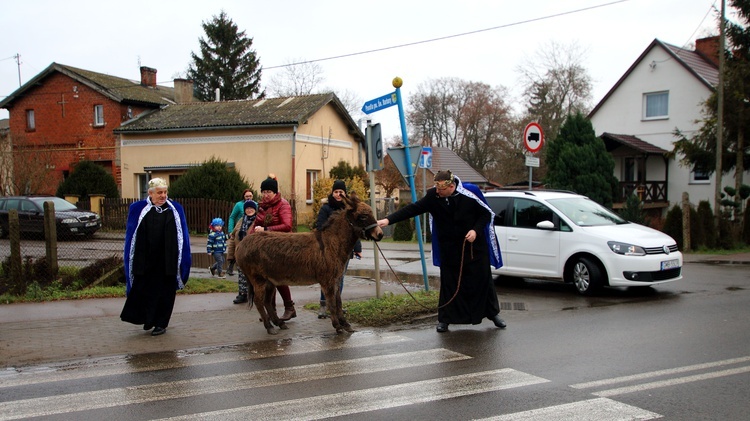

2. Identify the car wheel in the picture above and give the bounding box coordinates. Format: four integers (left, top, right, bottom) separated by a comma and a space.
572, 257, 603, 295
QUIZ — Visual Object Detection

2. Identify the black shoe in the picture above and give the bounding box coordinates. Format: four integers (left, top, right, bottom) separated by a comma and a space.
209, 266, 216, 276
233, 294, 248, 304
491, 315, 507, 329
151, 327, 166, 336
436, 322, 449, 333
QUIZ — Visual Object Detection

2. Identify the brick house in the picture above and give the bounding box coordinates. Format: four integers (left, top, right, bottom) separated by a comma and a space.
0, 63, 188, 195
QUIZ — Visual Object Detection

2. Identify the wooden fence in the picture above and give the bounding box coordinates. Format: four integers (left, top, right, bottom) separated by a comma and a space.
99, 198, 235, 234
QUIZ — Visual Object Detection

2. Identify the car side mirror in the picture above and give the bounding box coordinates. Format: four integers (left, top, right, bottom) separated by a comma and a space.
536, 220, 555, 230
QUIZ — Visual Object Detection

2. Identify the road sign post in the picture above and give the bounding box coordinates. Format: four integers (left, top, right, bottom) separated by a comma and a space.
523, 122, 544, 189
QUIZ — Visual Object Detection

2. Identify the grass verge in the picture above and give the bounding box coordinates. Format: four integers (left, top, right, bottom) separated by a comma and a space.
304, 290, 440, 327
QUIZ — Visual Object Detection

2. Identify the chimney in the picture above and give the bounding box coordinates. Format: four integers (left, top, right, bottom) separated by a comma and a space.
140, 66, 157, 87
173, 78, 195, 104
695, 36, 720, 66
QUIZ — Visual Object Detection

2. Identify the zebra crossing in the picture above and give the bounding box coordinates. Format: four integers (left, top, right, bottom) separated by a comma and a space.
1, 332, 747, 420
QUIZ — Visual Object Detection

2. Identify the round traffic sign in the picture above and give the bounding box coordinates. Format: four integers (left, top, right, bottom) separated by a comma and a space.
523, 122, 544, 153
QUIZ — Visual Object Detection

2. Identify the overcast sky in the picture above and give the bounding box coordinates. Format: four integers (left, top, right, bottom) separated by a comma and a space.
0, 0, 725, 140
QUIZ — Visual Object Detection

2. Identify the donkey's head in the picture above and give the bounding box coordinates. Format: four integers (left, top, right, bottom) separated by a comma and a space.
343, 192, 383, 241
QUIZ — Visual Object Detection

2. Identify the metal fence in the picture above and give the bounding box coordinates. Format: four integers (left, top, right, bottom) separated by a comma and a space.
1, 196, 397, 272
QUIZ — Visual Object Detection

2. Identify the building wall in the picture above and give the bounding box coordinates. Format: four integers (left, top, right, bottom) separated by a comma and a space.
4, 72, 152, 194
120, 103, 363, 223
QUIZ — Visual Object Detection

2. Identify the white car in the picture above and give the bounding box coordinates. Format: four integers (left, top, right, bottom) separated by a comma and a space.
484, 190, 682, 295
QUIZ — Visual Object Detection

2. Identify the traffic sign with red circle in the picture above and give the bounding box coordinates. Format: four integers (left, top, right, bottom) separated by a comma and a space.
523, 122, 544, 153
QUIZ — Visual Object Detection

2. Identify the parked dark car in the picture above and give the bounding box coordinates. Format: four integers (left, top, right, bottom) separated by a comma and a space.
0, 196, 102, 239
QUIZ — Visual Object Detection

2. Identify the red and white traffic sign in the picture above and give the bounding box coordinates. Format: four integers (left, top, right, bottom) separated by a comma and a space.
523, 122, 544, 153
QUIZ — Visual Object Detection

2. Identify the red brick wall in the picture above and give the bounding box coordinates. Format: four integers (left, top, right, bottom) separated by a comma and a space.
6, 72, 153, 195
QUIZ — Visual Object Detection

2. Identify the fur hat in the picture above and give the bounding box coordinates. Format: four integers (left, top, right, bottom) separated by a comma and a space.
260, 175, 278, 193
332, 180, 347, 193
211, 217, 224, 227
244, 200, 258, 211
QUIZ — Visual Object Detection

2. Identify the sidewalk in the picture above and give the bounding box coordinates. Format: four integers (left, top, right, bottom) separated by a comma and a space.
1, 241, 748, 369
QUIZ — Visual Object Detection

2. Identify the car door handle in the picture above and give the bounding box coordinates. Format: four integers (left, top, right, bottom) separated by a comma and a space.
508, 236, 519, 242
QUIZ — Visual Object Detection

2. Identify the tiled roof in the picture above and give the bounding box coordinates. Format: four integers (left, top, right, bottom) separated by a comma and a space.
0, 63, 174, 109
601, 132, 668, 154
115, 93, 358, 133
661, 40, 719, 87
431, 146, 489, 185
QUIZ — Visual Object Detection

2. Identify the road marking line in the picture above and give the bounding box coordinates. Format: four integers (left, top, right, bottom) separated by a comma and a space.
0, 331, 410, 388
571, 355, 750, 389
156, 369, 549, 421
0, 348, 468, 421
594, 365, 750, 397
474, 397, 661, 421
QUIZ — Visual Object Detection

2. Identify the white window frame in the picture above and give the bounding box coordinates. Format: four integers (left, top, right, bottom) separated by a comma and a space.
690, 163, 710, 184
26, 109, 35, 130
94, 104, 104, 126
643, 91, 669, 120
306, 170, 320, 204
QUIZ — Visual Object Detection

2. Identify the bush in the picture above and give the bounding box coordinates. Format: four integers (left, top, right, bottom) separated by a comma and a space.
744, 198, 750, 245
619, 194, 645, 224
392, 203, 415, 241
696, 201, 717, 249
310, 177, 368, 229
168, 156, 250, 202
663, 204, 683, 250
56, 160, 120, 199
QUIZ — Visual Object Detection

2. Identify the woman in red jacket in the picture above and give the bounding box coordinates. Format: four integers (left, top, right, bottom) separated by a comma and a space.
250, 175, 297, 320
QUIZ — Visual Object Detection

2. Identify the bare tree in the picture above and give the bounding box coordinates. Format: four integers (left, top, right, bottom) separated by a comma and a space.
266, 58, 326, 97
375, 154, 406, 198
406, 77, 518, 179
6, 133, 57, 195
516, 40, 593, 143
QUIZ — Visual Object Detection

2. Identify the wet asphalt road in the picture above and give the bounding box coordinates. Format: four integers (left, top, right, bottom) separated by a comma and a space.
1, 261, 748, 420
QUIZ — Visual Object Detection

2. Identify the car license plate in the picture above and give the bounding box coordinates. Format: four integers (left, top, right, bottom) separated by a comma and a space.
661, 259, 680, 270
85, 222, 98, 227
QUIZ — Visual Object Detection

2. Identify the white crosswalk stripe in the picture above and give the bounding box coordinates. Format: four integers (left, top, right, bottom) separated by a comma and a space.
156, 369, 549, 421
0, 348, 469, 420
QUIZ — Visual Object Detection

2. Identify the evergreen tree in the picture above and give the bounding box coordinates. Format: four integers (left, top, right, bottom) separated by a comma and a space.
329, 160, 367, 181
187, 11, 264, 101
544, 112, 617, 207
168, 157, 249, 202
56, 160, 119, 199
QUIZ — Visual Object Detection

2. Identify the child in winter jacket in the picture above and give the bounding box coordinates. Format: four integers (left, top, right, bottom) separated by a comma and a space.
207, 217, 228, 278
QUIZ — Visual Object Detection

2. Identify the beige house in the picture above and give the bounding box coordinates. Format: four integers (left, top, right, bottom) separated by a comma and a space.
115, 93, 365, 224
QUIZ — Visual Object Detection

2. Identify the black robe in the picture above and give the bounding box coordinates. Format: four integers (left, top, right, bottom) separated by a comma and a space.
120, 205, 178, 329
387, 188, 500, 324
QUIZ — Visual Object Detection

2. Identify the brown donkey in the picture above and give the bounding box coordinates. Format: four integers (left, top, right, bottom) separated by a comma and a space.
234, 192, 384, 334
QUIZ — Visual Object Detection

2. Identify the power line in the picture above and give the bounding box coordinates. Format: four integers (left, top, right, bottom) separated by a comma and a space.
265, 0, 630, 70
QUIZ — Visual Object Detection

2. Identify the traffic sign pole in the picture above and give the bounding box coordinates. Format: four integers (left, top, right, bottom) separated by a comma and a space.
394, 79, 429, 291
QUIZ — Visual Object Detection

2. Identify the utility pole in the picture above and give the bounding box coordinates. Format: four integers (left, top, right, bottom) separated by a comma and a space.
715, 0, 725, 225
14, 53, 22, 87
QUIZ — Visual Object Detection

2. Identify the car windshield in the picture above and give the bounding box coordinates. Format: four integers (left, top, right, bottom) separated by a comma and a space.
547, 197, 627, 226
29, 197, 79, 212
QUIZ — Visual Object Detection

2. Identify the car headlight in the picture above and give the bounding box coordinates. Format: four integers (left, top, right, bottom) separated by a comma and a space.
61, 218, 77, 224
608, 241, 646, 256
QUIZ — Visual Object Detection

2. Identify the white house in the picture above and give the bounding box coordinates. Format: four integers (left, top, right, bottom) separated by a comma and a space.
589, 36, 748, 214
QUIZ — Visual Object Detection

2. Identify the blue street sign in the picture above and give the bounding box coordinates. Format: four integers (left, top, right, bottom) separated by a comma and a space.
419, 146, 432, 169
361, 91, 397, 114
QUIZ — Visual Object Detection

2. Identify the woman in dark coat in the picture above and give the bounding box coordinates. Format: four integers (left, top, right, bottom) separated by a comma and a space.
377, 170, 505, 333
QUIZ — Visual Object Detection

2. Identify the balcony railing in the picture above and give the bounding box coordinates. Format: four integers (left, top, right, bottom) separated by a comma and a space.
617, 181, 667, 203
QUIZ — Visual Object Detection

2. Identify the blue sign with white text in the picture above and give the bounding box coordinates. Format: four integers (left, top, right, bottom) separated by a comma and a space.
361, 91, 397, 114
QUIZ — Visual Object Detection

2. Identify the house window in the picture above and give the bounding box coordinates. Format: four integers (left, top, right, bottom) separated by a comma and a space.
643, 91, 669, 119
691, 163, 710, 184
26, 109, 35, 130
94, 105, 104, 126
306, 170, 320, 204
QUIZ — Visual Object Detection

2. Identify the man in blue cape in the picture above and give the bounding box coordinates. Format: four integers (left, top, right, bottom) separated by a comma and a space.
377, 170, 505, 333
120, 178, 191, 336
